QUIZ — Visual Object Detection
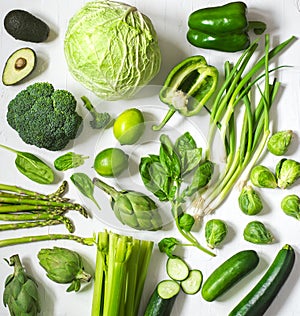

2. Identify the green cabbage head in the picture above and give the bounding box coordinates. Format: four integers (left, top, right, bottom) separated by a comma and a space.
64, 0, 161, 100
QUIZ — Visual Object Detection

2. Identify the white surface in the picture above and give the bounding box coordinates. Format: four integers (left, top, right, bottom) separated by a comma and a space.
0, 1, 299, 316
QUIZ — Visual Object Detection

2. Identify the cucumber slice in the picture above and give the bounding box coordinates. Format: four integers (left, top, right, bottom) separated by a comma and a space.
2, 47, 36, 85
157, 280, 180, 299
181, 269, 203, 295
166, 257, 189, 281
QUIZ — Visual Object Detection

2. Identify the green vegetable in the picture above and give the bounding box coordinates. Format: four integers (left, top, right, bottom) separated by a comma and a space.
38, 246, 92, 292
3, 254, 40, 316
250, 165, 277, 188
81, 96, 110, 129
70, 173, 101, 211
2, 47, 36, 86
189, 35, 296, 217
275, 158, 300, 189
144, 280, 180, 316
267, 130, 293, 155
54, 152, 89, 171
94, 148, 129, 177
201, 250, 259, 302
0, 233, 94, 248
6, 82, 83, 151
243, 221, 274, 244
152, 55, 218, 131
166, 257, 189, 281
238, 185, 263, 215
187, 2, 266, 52
0, 143, 54, 184
281, 194, 300, 220
0, 181, 88, 232
181, 269, 203, 295
64, 0, 161, 100
91, 230, 154, 316
229, 244, 295, 316
205, 219, 228, 249
4, 9, 49, 42
113, 108, 145, 145
93, 177, 163, 231
140, 132, 215, 256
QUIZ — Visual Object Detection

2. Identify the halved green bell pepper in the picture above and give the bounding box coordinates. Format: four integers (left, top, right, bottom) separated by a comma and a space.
152, 55, 218, 131
187, 1, 266, 52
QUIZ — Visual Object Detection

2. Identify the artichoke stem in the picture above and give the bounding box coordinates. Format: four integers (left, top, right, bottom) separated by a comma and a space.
93, 178, 120, 200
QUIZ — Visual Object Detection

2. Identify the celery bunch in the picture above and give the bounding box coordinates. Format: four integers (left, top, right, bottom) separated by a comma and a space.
91, 230, 154, 316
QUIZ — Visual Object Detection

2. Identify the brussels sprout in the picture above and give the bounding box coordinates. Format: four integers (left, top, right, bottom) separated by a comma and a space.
238, 185, 263, 215
250, 165, 277, 189
281, 194, 300, 220
205, 219, 227, 249
275, 158, 300, 189
243, 221, 274, 244
267, 130, 293, 156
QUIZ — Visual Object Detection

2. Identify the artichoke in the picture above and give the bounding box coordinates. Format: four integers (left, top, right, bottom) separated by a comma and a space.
37, 247, 91, 292
3, 254, 40, 316
93, 177, 163, 231
275, 158, 300, 189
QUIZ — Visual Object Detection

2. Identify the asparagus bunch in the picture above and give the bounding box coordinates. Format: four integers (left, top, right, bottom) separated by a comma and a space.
0, 181, 88, 232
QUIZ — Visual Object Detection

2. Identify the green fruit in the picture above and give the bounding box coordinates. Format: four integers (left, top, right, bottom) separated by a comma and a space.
94, 148, 129, 177
113, 108, 145, 145
4, 9, 50, 43
2, 47, 36, 86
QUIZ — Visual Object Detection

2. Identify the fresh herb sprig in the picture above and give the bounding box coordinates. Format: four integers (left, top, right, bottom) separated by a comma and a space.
140, 132, 215, 256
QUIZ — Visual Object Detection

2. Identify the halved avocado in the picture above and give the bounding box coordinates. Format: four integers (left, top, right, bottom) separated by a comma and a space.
4, 9, 50, 43
2, 48, 36, 86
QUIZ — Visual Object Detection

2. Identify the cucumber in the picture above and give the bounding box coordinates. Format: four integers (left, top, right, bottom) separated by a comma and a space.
166, 257, 189, 281
181, 269, 203, 295
144, 280, 180, 316
229, 244, 295, 316
201, 250, 259, 302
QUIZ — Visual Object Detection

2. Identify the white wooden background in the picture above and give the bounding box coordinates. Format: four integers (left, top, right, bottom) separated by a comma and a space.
0, 1, 299, 315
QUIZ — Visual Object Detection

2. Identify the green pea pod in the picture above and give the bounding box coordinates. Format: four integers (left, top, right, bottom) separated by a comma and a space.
152, 55, 218, 130
187, 1, 266, 52
0, 144, 54, 184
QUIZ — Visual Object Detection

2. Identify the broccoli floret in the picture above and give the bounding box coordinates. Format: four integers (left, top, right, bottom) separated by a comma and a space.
81, 96, 111, 129
6, 82, 83, 151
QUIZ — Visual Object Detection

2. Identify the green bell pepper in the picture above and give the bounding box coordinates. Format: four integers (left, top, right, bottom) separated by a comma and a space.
152, 55, 218, 131
187, 1, 266, 52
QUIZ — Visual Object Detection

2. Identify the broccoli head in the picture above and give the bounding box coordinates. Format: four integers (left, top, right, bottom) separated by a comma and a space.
6, 82, 83, 151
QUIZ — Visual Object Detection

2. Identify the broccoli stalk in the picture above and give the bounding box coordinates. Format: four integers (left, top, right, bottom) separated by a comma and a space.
81, 96, 111, 129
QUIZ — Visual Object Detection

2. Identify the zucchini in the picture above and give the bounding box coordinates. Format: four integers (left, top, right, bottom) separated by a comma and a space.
144, 280, 180, 316
166, 257, 189, 281
201, 250, 259, 302
229, 244, 295, 316
181, 269, 203, 295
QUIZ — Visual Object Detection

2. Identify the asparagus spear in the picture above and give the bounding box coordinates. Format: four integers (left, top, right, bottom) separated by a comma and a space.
0, 220, 61, 231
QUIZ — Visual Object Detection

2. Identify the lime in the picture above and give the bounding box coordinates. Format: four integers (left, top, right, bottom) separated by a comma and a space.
113, 108, 145, 145
94, 148, 129, 177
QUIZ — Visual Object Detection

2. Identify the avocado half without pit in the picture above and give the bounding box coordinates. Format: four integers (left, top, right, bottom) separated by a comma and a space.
2, 48, 36, 86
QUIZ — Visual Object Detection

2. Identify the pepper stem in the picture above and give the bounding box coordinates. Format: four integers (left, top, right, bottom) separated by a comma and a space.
152, 108, 176, 131
248, 21, 267, 35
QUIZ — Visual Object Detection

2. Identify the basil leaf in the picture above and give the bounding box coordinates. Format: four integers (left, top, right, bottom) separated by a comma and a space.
139, 156, 170, 201
70, 172, 101, 210
178, 213, 195, 232
159, 135, 181, 178
184, 160, 214, 197
15, 152, 54, 184
158, 237, 179, 258
175, 132, 202, 174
